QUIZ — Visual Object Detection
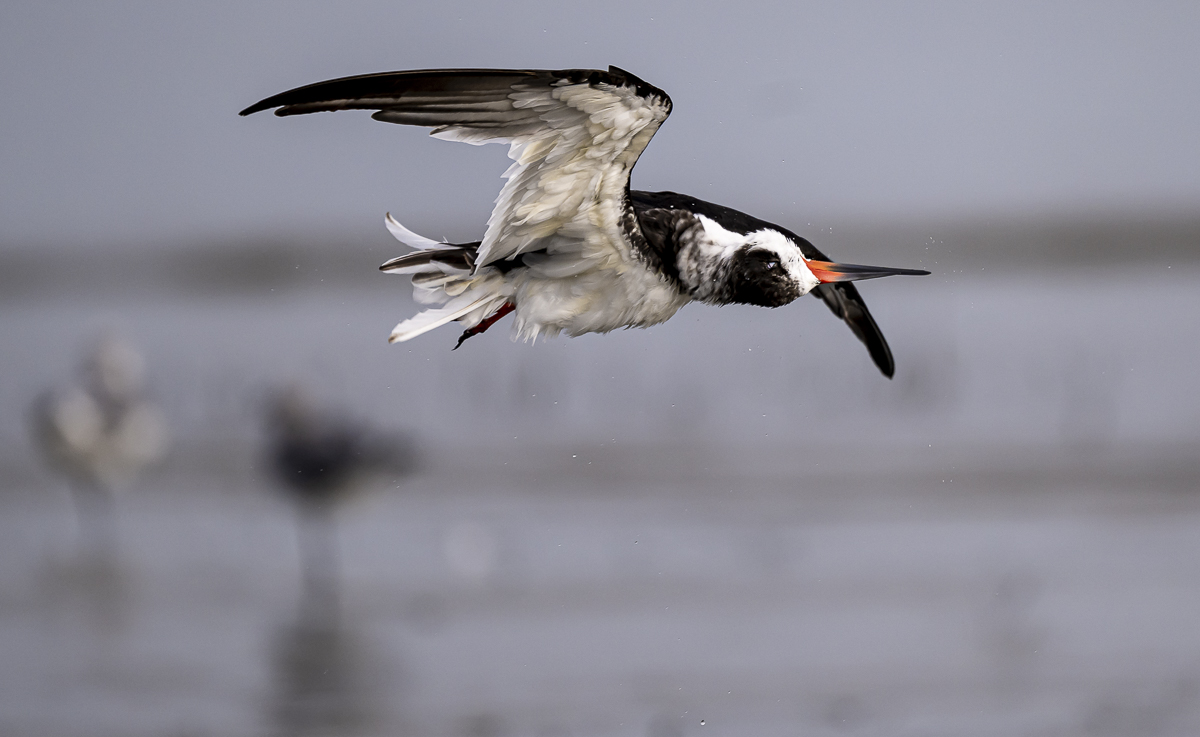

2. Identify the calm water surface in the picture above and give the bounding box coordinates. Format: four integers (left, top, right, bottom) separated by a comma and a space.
2, 266, 1200, 736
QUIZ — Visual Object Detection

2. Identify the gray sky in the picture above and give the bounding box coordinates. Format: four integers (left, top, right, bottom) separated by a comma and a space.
2, 1, 1198, 251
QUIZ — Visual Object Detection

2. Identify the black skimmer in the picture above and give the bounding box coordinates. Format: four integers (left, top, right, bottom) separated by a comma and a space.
242, 67, 929, 377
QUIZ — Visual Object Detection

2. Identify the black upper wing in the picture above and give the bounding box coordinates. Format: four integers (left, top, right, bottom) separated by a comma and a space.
240, 66, 670, 136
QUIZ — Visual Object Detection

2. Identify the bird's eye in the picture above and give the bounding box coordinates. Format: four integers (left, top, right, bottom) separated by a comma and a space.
765, 260, 780, 271
748, 249, 776, 263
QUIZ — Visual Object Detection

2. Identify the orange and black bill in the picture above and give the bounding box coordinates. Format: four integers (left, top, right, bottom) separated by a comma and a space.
805, 260, 931, 284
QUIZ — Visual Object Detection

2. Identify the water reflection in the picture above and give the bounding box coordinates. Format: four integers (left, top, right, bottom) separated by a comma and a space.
262, 385, 412, 736
267, 578, 386, 737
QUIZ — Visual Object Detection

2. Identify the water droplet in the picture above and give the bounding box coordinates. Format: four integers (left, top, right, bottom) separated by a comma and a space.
700, 719, 706, 726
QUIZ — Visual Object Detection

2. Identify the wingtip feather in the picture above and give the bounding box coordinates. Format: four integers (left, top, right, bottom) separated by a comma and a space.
239, 98, 277, 117
385, 212, 444, 250
387, 294, 495, 344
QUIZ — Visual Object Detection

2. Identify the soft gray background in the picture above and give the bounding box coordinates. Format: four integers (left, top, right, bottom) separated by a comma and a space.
3, 2, 1200, 737
3, 0, 1199, 248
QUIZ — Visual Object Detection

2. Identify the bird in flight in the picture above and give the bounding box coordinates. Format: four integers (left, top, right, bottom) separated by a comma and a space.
241, 66, 928, 377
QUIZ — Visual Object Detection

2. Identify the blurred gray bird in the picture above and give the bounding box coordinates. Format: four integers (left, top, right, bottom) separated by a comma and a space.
265, 386, 414, 505
242, 66, 928, 376
264, 385, 415, 598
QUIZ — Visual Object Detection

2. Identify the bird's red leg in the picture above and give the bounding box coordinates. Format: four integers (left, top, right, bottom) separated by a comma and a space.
453, 302, 515, 350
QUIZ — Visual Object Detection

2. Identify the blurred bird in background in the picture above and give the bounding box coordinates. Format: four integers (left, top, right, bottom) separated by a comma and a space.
264, 385, 416, 609
29, 335, 169, 556
263, 386, 408, 737
241, 66, 929, 377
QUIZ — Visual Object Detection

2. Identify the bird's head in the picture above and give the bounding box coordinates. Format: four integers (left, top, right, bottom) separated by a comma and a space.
682, 215, 929, 306
725, 233, 816, 307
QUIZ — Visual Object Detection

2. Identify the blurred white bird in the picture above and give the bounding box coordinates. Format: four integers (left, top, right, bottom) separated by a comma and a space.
30, 336, 169, 526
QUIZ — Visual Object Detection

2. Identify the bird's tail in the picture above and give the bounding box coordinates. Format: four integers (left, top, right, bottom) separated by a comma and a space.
379, 214, 512, 343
